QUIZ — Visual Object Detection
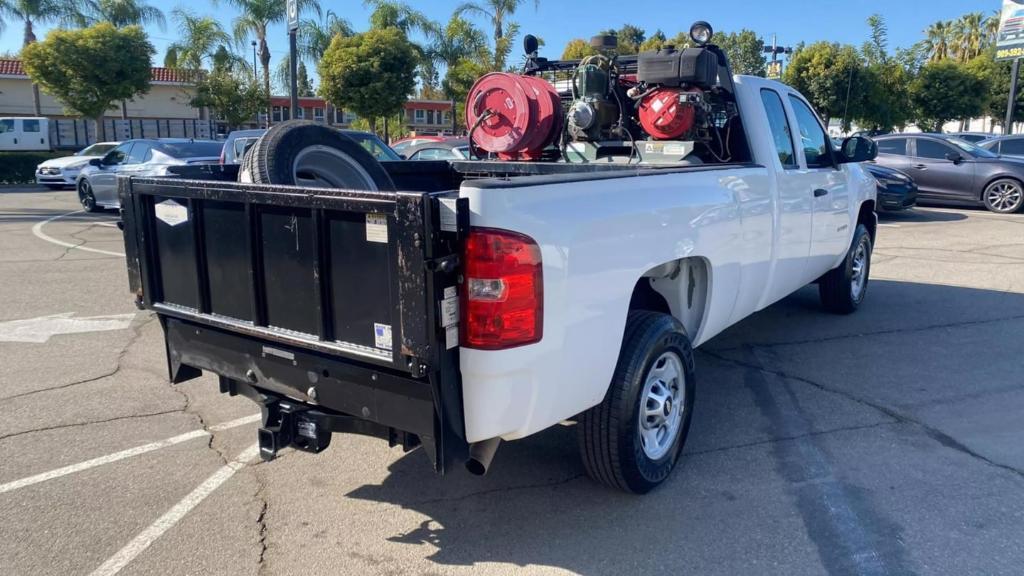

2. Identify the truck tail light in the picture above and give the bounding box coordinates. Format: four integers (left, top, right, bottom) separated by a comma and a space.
462, 228, 543, 350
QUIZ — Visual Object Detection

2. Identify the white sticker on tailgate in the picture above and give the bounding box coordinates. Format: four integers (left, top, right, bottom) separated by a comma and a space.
366, 213, 388, 243
154, 199, 188, 227
374, 323, 392, 350
439, 198, 458, 232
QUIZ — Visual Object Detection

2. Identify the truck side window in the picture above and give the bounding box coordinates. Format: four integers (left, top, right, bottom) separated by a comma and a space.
788, 96, 832, 169
0, 119, 13, 133
760, 89, 796, 168
22, 119, 40, 133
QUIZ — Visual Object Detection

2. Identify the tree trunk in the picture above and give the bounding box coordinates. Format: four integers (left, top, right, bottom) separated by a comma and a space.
260, 36, 272, 125
94, 116, 106, 144
370, 117, 377, 134
24, 19, 42, 116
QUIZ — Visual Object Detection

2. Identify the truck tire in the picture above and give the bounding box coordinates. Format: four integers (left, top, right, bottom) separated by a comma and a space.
578, 311, 696, 494
819, 223, 872, 314
240, 120, 394, 191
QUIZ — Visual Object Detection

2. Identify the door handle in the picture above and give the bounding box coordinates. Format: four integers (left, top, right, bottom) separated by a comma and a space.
913, 164, 927, 170
813, 189, 828, 197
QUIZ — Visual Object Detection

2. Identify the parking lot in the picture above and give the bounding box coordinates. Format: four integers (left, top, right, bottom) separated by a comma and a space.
1, 185, 1023, 576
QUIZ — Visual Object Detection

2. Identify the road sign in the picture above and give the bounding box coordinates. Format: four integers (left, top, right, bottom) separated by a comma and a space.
767, 61, 782, 80
287, 0, 299, 32
996, 0, 1024, 61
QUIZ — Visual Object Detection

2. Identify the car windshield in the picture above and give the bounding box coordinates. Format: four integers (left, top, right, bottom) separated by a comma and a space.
158, 141, 225, 159
946, 137, 998, 158
77, 143, 118, 156
345, 132, 402, 161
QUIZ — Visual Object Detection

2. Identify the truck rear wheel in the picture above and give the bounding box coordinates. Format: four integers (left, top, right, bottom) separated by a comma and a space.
578, 311, 696, 494
819, 223, 872, 314
239, 120, 394, 191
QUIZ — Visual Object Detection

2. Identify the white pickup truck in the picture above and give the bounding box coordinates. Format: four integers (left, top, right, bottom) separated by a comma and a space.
120, 35, 878, 494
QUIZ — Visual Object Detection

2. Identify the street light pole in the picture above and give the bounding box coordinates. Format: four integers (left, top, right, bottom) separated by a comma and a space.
1006, 58, 1021, 136
287, 0, 299, 123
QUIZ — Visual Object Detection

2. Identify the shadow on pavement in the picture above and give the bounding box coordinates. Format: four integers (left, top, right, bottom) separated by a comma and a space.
344, 280, 1024, 575
878, 208, 967, 223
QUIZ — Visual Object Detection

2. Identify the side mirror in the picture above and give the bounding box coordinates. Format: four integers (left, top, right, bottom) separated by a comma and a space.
88, 158, 102, 167
945, 151, 963, 164
838, 136, 877, 164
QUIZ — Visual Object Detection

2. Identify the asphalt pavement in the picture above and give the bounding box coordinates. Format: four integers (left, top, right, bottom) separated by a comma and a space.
1, 185, 1023, 576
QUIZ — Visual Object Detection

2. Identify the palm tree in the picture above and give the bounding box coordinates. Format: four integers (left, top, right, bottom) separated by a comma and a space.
165, 8, 233, 73
362, 0, 431, 36
456, 0, 538, 69
427, 15, 485, 92
298, 9, 353, 62
922, 20, 953, 62
80, 0, 165, 29
983, 9, 1001, 49
228, 0, 320, 123
953, 12, 985, 62
0, 0, 84, 115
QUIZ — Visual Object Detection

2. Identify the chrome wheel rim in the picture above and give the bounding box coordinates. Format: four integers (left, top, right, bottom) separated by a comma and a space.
292, 145, 378, 190
986, 181, 1023, 213
851, 238, 869, 302
638, 351, 686, 460
79, 182, 94, 209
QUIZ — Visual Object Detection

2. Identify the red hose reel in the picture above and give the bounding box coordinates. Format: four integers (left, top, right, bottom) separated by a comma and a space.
637, 88, 701, 140
466, 73, 562, 161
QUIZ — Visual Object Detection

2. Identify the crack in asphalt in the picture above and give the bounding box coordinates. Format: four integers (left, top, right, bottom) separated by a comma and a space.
685, 421, 894, 457
255, 491, 269, 573
707, 313, 1024, 353
701, 349, 1024, 481
0, 408, 185, 442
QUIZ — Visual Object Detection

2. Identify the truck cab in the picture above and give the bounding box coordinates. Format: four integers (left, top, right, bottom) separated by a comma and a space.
0, 117, 50, 151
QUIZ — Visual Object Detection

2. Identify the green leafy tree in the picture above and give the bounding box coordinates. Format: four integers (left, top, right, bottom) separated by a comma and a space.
457, 0, 538, 70
79, 0, 164, 29
614, 23, 645, 55
910, 59, 987, 132
639, 29, 666, 52
922, 20, 954, 62
952, 12, 986, 62
318, 27, 417, 133
561, 38, 597, 60
856, 15, 912, 131
363, 0, 430, 35
192, 68, 267, 130
228, 0, 321, 122
21, 23, 153, 139
275, 55, 315, 96
862, 13, 888, 66
0, 0, 86, 114
966, 48, 1023, 131
782, 41, 866, 128
296, 60, 314, 96
715, 29, 766, 76
428, 15, 486, 106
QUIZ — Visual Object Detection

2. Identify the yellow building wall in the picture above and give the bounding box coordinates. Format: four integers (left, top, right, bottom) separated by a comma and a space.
0, 78, 199, 119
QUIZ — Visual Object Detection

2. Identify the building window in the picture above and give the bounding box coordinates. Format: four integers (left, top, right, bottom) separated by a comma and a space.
272, 106, 282, 123
414, 109, 425, 124
282, 106, 290, 121
294, 107, 304, 119
335, 108, 344, 123
442, 111, 451, 125
314, 107, 324, 121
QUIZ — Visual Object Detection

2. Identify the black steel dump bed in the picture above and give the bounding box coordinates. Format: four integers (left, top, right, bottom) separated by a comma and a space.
118, 167, 469, 472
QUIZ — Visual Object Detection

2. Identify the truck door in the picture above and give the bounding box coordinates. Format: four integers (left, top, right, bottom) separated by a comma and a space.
758, 88, 814, 305
0, 119, 18, 150
787, 95, 851, 274
20, 118, 49, 150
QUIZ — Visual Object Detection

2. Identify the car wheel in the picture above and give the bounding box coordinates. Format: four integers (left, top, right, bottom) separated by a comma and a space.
78, 180, 100, 213
982, 179, 1024, 214
819, 223, 872, 314
578, 311, 696, 494
241, 120, 394, 191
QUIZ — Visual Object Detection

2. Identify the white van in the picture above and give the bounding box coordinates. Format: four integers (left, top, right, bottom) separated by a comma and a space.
0, 117, 50, 151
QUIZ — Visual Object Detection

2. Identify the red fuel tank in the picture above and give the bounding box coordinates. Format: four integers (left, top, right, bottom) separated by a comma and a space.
638, 88, 700, 140
466, 73, 562, 161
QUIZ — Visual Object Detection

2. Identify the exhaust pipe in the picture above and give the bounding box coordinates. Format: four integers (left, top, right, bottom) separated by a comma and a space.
465, 437, 502, 476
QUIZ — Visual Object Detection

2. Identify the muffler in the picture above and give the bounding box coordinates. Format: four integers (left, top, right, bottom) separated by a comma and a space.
465, 437, 502, 476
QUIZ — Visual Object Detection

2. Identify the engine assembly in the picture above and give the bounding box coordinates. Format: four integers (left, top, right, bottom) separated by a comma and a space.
466, 21, 738, 165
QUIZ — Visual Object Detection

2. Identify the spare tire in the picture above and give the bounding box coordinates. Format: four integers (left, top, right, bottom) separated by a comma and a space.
239, 120, 395, 191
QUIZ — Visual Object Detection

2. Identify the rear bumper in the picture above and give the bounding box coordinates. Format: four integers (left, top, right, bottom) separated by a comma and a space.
163, 316, 468, 472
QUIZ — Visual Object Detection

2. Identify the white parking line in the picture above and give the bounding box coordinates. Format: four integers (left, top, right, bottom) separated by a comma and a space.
31, 210, 126, 257
88, 443, 260, 576
0, 414, 260, 495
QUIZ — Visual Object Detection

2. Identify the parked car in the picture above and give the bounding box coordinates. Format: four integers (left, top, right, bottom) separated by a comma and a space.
873, 133, 1024, 213
391, 135, 457, 156
950, 132, 995, 144
865, 163, 917, 211
0, 117, 49, 151
220, 129, 265, 165
978, 135, 1024, 158
119, 68, 880, 493
35, 142, 120, 189
222, 128, 401, 165
76, 139, 223, 211
402, 138, 473, 160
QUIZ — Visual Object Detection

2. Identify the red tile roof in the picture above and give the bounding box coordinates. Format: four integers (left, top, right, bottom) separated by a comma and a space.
0, 59, 196, 84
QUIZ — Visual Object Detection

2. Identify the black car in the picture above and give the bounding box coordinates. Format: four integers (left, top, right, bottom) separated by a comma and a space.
872, 133, 1024, 214
865, 164, 917, 211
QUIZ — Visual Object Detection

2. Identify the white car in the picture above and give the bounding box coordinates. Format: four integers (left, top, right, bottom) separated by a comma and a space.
35, 142, 120, 189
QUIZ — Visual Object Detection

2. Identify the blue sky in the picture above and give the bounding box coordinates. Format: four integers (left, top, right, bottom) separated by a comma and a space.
0, 0, 996, 71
